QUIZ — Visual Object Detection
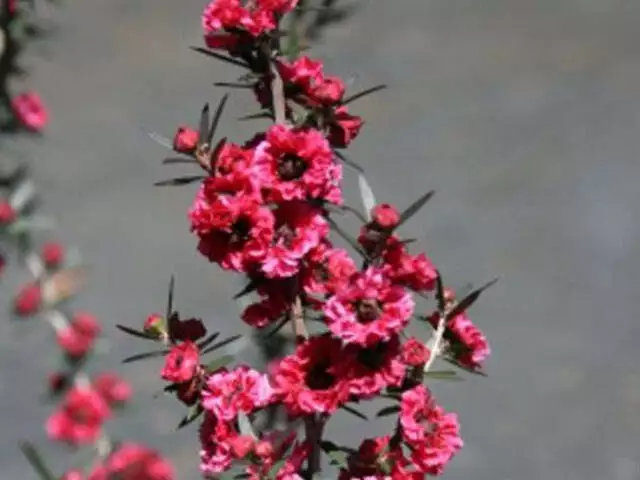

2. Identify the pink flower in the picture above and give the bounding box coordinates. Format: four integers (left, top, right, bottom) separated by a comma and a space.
202, 365, 274, 421
271, 334, 351, 415
56, 312, 101, 359
257, 0, 298, 14
261, 201, 329, 279
308, 75, 346, 105
372, 204, 400, 230
0, 200, 16, 225
61, 471, 84, 480
12, 92, 48, 132
94, 372, 132, 406
173, 125, 199, 154
161, 341, 200, 383
323, 267, 414, 346
199, 413, 236, 475
253, 125, 342, 204
345, 336, 406, 399
328, 106, 363, 148
46, 386, 111, 445
339, 436, 422, 479
301, 243, 357, 296
382, 240, 437, 292
14, 282, 42, 316
278, 56, 324, 90
446, 312, 491, 370
401, 337, 430, 367
242, 294, 288, 328
88, 443, 174, 480
42, 242, 65, 268
400, 385, 463, 476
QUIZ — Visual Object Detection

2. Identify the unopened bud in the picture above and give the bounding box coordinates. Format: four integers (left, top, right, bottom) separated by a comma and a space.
173, 126, 199, 154
144, 313, 167, 340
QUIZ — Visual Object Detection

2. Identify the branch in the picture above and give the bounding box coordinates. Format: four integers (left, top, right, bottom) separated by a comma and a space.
290, 295, 306, 342
268, 55, 287, 125
423, 312, 446, 373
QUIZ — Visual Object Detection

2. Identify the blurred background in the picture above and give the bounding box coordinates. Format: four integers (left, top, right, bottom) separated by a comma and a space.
2, 0, 640, 478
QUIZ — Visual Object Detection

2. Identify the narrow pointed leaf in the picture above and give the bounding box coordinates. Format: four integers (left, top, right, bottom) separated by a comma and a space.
10, 179, 36, 211
423, 369, 465, 381
122, 349, 169, 364
207, 94, 229, 145
154, 175, 205, 186
201, 334, 243, 355
162, 157, 197, 165
166, 275, 175, 318
116, 324, 157, 340
357, 173, 376, 221
189, 46, 249, 68
213, 82, 254, 89
197, 332, 221, 350
446, 278, 498, 320
435, 271, 445, 312
320, 440, 353, 468
334, 149, 363, 172
177, 404, 204, 430
147, 131, 173, 151
237, 411, 258, 439
7, 215, 54, 235
444, 357, 488, 376
233, 279, 261, 299
19, 442, 56, 480
327, 217, 368, 259
205, 354, 234, 373
340, 404, 368, 420
199, 103, 210, 145
376, 405, 400, 417
398, 190, 435, 227
343, 84, 387, 105
267, 459, 287, 478
238, 111, 274, 121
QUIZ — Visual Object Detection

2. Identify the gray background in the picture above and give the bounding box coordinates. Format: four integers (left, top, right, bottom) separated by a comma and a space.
1, 0, 640, 478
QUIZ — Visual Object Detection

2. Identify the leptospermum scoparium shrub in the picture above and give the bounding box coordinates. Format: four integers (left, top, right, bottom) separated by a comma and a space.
115, 0, 497, 479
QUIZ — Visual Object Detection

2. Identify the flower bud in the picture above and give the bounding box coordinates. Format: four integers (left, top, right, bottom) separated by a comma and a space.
0, 200, 16, 225
14, 282, 42, 316
173, 126, 199, 154
11, 92, 49, 132
229, 435, 254, 459
94, 372, 132, 406
144, 313, 167, 339
42, 242, 65, 269
254, 440, 273, 458
60, 470, 84, 480
371, 203, 400, 230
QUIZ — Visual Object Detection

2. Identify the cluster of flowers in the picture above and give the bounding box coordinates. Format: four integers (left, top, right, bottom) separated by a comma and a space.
0, 0, 49, 132
120, 0, 493, 478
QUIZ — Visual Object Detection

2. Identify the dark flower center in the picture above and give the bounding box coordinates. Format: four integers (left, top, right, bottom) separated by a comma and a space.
356, 298, 382, 323
356, 343, 388, 370
230, 217, 251, 244
275, 224, 295, 248
278, 153, 307, 180
306, 362, 336, 391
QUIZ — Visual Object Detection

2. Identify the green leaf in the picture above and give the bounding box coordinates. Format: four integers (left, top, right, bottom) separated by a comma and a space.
19, 442, 56, 480
205, 354, 234, 373
233, 279, 261, 299
340, 404, 368, 420
435, 271, 445, 312
201, 334, 243, 355
423, 369, 464, 381
166, 275, 175, 318
197, 332, 221, 350
342, 84, 387, 105
358, 173, 376, 221
162, 157, 197, 165
198, 103, 210, 145
154, 175, 205, 186
238, 111, 274, 121
376, 405, 401, 417
116, 324, 157, 340
397, 190, 435, 227
213, 81, 254, 89
122, 349, 169, 364
446, 278, 498, 320
147, 131, 173, 151
327, 217, 368, 259
189, 46, 249, 69
267, 459, 287, 479
177, 404, 204, 430
320, 440, 351, 468
207, 94, 230, 145
237, 411, 257, 439
7, 215, 55, 235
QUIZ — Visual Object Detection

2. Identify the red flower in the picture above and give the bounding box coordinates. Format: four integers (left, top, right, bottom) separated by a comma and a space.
201, 0, 277, 38
199, 413, 236, 475
382, 240, 437, 292
328, 106, 363, 148
170, 316, 207, 342
14, 282, 42, 316
345, 337, 406, 399
372, 204, 400, 230
400, 385, 463, 476
172, 125, 199, 154
278, 56, 324, 90
42, 242, 65, 268
308, 75, 345, 105
271, 334, 351, 415
339, 436, 422, 480
12, 92, 48, 132
401, 337, 430, 367
261, 201, 329, 279
242, 294, 288, 328
88, 443, 174, 480
0, 200, 16, 225
446, 312, 491, 370
257, 0, 298, 14
94, 372, 132, 406
190, 188, 274, 273
202, 365, 274, 421
323, 268, 414, 347
46, 386, 111, 445
61, 471, 84, 480
301, 243, 357, 297
56, 312, 101, 359
161, 341, 200, 383
253, 125, 342, 204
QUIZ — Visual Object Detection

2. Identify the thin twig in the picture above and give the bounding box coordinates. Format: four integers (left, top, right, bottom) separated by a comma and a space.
268, 55, 287, 125
423, 312, 446, 373
290, 295, 306, 342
